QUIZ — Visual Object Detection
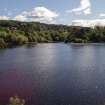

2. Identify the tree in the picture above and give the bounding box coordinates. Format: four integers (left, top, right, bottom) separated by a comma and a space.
0, 38, 7, 48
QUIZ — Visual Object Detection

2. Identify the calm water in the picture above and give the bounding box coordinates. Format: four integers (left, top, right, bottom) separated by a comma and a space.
1, 43, 105, 105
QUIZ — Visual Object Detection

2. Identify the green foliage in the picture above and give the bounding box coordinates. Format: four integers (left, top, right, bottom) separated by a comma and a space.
0, 20, 105, 48
66, 26, 105, 43
73, 38, 87, 43
7, 33, 28, 45
0, 38, 7, 48
16, 35, 28, 45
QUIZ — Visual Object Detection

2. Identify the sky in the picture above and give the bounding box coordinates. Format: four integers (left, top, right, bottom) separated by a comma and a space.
0, 0, 105, 26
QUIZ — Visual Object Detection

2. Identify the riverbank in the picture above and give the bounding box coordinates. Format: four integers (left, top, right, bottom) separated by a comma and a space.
1, 20, 105, 48
1, 42, 105, 49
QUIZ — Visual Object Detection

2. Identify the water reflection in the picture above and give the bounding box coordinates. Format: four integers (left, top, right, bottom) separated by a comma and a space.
0, 43, 105, 105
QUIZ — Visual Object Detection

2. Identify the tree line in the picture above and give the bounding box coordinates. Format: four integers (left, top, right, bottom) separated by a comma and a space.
0, 20, 105, 48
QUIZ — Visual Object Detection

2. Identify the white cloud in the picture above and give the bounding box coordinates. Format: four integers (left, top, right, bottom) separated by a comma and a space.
99, 13, 105, 17
14, 6, 59, 23
83, 8, 91, 15
67, 0, 91, 15
14, 15, 27, 21
72, 19, 105, 27
0, 16, 10, 20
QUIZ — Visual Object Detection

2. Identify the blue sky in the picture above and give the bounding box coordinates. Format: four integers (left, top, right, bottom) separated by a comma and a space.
0, 0, 105, 26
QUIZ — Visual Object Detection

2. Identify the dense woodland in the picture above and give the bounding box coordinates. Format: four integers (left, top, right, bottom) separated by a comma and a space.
0, 20, 105, 48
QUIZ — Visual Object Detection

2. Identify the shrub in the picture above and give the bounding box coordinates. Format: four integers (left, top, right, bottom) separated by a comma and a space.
16, 35, 28, 45
73, 38, 85, 43
0, 38, 7, 48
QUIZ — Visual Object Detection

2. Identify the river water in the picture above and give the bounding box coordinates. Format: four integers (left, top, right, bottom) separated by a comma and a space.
0, 43, 105, 105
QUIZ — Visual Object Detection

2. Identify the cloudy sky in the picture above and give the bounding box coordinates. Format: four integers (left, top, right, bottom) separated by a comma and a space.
0, 0, 105, 26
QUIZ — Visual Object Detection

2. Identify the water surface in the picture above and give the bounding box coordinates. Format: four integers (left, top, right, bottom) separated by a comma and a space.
0, 43, 105, 105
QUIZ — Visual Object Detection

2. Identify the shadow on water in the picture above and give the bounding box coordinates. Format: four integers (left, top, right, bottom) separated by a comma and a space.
25, 43, 37, 48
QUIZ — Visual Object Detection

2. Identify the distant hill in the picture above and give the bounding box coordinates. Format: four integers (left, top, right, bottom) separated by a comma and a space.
0, 20, 105, 48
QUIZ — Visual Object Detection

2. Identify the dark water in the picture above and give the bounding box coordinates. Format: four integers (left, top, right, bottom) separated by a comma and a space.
1, 43, 105, 105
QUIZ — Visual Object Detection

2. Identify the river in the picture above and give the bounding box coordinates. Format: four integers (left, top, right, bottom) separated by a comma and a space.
0, 43, 105, 105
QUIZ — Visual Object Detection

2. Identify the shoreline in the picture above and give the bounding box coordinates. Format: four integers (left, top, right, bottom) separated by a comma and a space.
1, 42, 105, 49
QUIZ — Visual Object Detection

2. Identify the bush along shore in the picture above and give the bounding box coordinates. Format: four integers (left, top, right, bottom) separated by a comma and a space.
1, 20, 105, 48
